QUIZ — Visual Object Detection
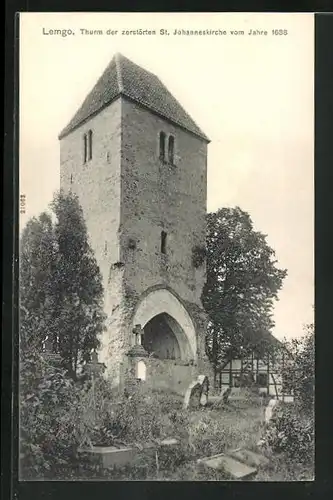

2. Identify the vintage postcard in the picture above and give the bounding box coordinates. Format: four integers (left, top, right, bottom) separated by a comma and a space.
19, 12, 314, 481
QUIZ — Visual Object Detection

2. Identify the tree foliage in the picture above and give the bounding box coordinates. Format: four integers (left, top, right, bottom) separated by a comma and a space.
20, 190, 106, 375
19, 348, 80, 478
261, 322, 314, 473
202, 207, 287, 368
281, 322, 314, 414
20, 213, 58, 353
51, 191, 106, 374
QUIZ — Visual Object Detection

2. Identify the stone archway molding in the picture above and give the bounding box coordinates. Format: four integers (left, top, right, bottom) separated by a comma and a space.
131, 286, 197, 362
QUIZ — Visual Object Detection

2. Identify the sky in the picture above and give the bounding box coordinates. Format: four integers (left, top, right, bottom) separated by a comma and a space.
20, 13, 314, 340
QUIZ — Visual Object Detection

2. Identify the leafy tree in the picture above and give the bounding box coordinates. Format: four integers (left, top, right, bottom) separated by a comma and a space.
202, 207, 287, 372
51, 190, 106, 375
20, 190, 106, 376
20, 213, 58, 354
261, 322, 314, 475
281, 322, 314, 414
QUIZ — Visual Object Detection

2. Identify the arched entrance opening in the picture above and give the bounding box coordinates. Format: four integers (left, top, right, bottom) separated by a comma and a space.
131, 287, 197, 362
143, 313, 182, 360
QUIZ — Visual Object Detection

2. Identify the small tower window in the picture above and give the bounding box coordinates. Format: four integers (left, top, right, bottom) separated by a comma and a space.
83, 130, 93, 162
161, 231, 167, 254
70, 174, 73, 184
159, 131, 166, 161
88, 129, 93, 160
168, 135, 175, 165
83, 134, 87, 163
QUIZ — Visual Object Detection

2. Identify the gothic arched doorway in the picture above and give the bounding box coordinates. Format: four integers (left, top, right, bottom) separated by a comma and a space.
131, 287, 197, 362
143, 313, 182, 360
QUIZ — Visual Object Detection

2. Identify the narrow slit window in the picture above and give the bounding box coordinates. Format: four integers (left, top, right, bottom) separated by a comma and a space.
83, 134, 87, 163
88, 129, 93, 160
168, 135, 175, 164
161, 231, 167, 254
70, 174, 73, 184
159, 131, 166, 161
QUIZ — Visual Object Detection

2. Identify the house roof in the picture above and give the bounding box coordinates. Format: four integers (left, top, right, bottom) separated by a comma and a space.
59, 53, 210, 142
236, 329, 284, 358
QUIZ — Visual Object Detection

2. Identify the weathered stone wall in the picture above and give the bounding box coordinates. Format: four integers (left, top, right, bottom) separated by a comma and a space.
145, 358, 198, 396
60, 99, 128, 382
60, 98, 122, 294
120, 98, 207, 307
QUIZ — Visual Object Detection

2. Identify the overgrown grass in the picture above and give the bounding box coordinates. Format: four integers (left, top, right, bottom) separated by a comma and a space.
96, 394, 314, 482
84, 395, 266, 481
22, 370, 313, 482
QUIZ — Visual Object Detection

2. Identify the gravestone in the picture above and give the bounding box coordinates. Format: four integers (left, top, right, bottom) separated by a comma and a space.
137, 359, 147, 381
198, 375, 209, 407
222, 387, 232, 404
84, 349, 106, 378
125, 325, 149, 396
183, 375, 209, 409
197, 453, 257, 480
42, 334, 62, 365
78, 445, 137, 468
264, 398, 279, 424
226, 447, 270, 468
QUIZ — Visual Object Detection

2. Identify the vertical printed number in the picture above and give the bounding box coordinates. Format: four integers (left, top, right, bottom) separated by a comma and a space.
20, 194, 26, 214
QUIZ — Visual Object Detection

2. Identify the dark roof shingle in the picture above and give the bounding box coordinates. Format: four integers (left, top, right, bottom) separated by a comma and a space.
59, 53, 209, 142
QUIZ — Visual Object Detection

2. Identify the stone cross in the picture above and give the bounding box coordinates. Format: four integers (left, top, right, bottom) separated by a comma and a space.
42, 334, 53, 353
43, 334, 59, 353
91, 348, 98, 364
42, 334, 61, 365
133, 324, 144, 345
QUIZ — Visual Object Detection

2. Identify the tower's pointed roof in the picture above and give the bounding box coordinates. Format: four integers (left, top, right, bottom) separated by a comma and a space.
59, 53, 209, 142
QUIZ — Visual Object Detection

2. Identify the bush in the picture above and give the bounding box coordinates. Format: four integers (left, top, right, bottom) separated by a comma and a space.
19, 346, 118, 478
187, 413, 233, 457
99, 388, 190, 445
260, 323, 315, 472
282, 323, 314, 415
19, 350, 82, 478
20, 356, 193, 479
261, 404, 314, 465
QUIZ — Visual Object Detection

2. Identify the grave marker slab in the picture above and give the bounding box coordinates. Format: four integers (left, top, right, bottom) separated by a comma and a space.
78, 445, 137, 468
227, 448, 270, 468
197, 453, 257, 480
264, 398, 279, 424
160, 438, 179, 447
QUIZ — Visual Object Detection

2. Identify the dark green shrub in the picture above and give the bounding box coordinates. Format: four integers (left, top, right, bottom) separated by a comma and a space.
100, 388, 189, 444
261, 404, 314, 465
19, 350, 82, 478
282, 323, 314, 415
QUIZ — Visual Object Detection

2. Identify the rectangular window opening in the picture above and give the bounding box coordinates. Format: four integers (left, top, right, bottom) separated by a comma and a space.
168, 135, 175, 165
88, 130, 93, 160
159, 131, 166, 161
161, 231, 167, 254
257, 372, 268, 387
83, 134, 87, 163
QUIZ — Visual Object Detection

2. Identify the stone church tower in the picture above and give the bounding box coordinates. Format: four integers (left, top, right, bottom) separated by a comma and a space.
59, 53, 211, 394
